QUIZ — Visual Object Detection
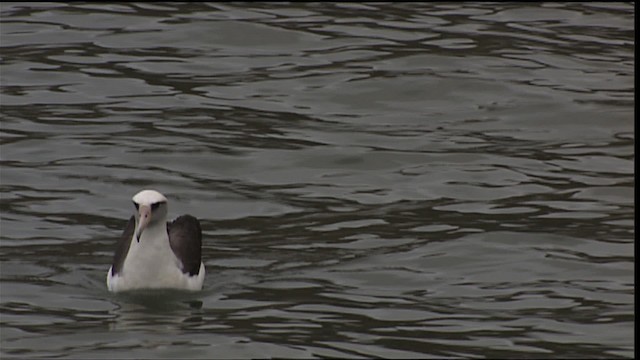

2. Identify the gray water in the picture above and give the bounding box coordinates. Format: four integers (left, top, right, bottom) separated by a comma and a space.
0, 2, 634, 359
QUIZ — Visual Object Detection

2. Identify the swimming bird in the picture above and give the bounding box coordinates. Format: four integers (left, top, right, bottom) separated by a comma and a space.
107, 190, 205, 292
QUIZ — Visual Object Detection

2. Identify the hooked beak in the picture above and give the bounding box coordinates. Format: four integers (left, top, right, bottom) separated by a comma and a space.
135, 205, 151, 242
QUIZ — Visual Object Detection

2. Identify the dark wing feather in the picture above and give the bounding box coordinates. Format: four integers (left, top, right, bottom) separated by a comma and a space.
168, 215, 202, 276
111, 216, 135, 276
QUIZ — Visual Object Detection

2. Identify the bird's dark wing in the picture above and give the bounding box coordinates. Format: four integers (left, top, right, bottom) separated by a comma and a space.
111, 216, 135, 276
167, 215, 202, 276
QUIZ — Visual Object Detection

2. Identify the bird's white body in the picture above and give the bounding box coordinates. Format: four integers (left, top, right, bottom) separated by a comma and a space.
107, 190, 205, 293
106, 222, 205, 292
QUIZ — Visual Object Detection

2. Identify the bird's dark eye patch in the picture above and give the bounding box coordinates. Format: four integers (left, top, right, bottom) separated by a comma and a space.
133, 201, 139, 210
151, 201, 165, 211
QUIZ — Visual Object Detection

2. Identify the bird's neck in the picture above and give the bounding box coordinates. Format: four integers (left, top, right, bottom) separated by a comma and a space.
137, 220, 168, 244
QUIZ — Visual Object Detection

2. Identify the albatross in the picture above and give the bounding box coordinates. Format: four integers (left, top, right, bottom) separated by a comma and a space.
107, 189, 205, 292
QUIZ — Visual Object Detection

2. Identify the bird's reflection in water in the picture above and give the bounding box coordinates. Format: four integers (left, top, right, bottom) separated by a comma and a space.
107, 289, 206, 331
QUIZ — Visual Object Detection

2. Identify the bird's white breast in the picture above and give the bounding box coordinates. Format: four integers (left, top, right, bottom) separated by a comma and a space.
107, 223, 204, 292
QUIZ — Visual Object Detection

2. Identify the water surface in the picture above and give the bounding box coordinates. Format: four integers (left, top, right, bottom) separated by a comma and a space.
0, 2, 634, 358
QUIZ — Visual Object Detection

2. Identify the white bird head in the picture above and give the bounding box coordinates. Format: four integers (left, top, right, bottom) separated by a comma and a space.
132, 189, 168, 241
